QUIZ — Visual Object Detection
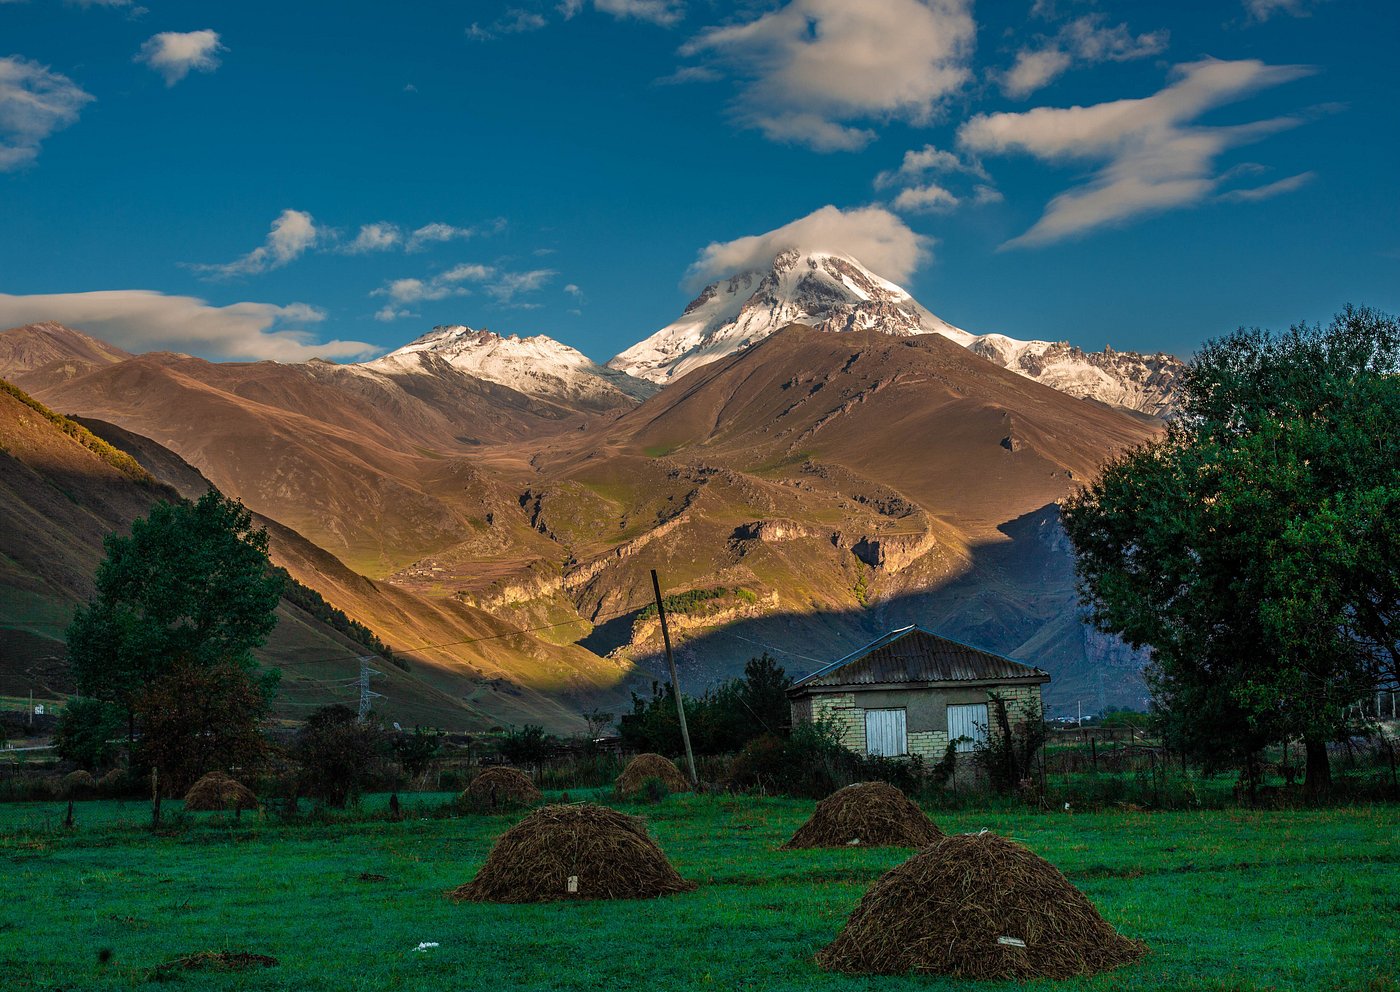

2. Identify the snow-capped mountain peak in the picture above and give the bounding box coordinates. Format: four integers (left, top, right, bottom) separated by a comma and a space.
608, 250, 1181, 416
359, 325, 655, 408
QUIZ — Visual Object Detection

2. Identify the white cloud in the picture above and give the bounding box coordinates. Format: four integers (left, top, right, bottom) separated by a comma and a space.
485, 269, 556, 303
344, 222, 403, 253
685, 204, 930, 289
192, 209, 319, 278
1218, 170, 1315, 202
370, 263, 554, 313
972, 184, 1004, 205
0, 56, 93, 170
595, 0, 684, 25
958, 59, 1314, 247
135, 29, 225, 86
874, 143, 985, 189
0, 290, 375, 362
339, 219, 495, 254
1244, 0, 1311, 22
1001, 48, 1073, 100
1001, 16, 1168, 99
374, 305, 416, 322
468, 8, 549, 40
681, 0, 975, 152
891, 182, 960, 214
406, 222, 477, 251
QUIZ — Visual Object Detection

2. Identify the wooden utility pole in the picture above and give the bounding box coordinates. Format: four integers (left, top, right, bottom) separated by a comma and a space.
651, 569, 698, 786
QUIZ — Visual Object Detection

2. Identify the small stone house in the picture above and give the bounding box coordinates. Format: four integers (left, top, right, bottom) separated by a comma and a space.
787, 625, 1050, 760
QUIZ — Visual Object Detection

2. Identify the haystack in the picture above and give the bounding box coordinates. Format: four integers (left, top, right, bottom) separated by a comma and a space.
782, 781, 941, 849
183, 772, 258, 812
97, 768, 125, 791
62, 770, 97, 795
459, 767, 541, 812
448, 803, 696, 903
614, 753, 690, 798
817, 831, 1147, 980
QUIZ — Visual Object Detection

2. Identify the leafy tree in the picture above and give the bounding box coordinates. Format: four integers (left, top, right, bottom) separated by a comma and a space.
619, 654, 794, 755
134, 659, 273, 794
66, 490, 285, 727
53, 697, 124, 771
393, 725, 445, 781
294, 705, 390, 807
499, 724, 553, 767
1063, 306, 1400, 799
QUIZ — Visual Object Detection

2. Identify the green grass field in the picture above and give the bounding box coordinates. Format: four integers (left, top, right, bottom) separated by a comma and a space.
1, 791, 1395, 991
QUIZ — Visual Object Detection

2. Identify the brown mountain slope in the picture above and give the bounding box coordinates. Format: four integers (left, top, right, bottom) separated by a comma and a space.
0, 322, 133, 386
69, 416, 637, 731
11, 321, 1165, 716
0, 382, 633, 730
512, 326, 1162, 712
20, 350, 579, 578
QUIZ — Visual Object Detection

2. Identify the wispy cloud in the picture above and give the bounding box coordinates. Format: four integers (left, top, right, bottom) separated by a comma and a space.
680, 0, 975, 152
595, 0, 684, 25
891, 183, 960, 214
0, 290, 375, 362
467, 8, 549, 41
874, 143, 987, 187
485, 268, 556, 303
340, 219, 503, 254
1000, 15, 1168, 99
0, 56, 93, 170
370, 263, 556, 317
686, 204, 930, 289
191, 209, 320, 278
344, 222, 402, 253
958, 59, 1315, 247
135, 29, 225, 86
1243, 0, 1313, 22
1218, 170, 1315, 202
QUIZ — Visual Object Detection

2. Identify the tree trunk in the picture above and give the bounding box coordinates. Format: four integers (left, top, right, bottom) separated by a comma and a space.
1302, 737, 1332, 802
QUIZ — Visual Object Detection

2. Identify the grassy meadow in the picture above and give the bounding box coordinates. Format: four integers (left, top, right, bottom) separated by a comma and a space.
0, 791, 1395, 992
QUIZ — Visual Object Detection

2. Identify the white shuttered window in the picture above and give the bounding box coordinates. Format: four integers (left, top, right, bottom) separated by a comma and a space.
864, 708, 907, 757
947, 702, 989, 752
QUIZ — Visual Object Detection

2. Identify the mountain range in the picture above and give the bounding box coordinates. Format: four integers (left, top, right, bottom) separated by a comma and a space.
0, 251, 1176, 729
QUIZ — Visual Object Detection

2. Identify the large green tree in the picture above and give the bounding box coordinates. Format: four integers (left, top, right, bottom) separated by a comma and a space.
66, 489, 285, 721
1063, 306, 1400, 799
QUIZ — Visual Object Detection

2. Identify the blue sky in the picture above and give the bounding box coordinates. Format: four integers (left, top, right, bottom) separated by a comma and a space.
0, 0, 1395, 364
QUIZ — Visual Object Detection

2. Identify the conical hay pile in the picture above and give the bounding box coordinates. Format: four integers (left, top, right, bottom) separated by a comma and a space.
782, 781, 942, 849
62, 770, 97, 794
460, 766, 542, 811
183, 772, 258, 812
817, 832, 1148, 980
614, 753, 690, 798
448, 803, 696, 903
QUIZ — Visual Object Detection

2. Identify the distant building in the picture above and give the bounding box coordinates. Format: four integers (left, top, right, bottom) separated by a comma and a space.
787, 625, 1050, 760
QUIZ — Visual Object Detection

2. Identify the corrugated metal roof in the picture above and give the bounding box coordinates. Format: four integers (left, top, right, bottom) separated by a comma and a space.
791, 625, 1047, 690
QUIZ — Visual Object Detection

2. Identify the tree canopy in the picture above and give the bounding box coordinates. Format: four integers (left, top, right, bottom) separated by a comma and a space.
1062, 306, 1400, 798
66, 489, 285, 712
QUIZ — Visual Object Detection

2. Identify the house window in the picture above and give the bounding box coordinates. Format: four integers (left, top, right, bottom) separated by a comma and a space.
947, 702, 989, 752
864, 708, 907, 757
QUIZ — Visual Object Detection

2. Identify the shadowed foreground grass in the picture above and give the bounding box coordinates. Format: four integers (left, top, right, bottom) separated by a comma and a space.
0, 791, 1395, 991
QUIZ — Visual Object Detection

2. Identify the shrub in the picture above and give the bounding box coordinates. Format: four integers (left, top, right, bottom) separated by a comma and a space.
295, 705, 390, 807
54, 697, 124, 771
972, 693, 1048, 794
499, 724, 553, 767
393, 726, 444, 783
728, 718, 862, 798
134, 659, 273, 795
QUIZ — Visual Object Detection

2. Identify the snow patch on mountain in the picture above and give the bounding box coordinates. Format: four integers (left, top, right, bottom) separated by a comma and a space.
609, 250, 1182, 416
359, 326, 656, 408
